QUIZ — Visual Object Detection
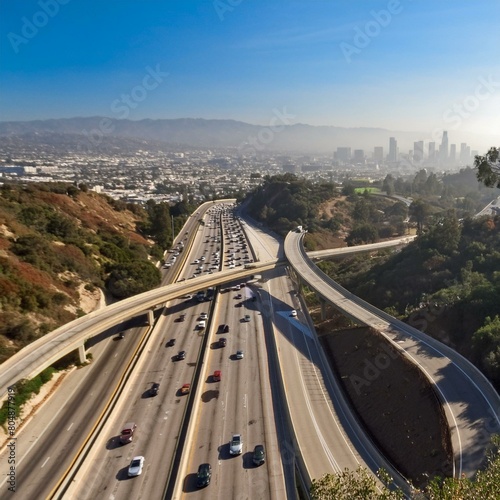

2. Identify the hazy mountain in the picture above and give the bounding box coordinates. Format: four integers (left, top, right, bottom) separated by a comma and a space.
0, 117, 493, 154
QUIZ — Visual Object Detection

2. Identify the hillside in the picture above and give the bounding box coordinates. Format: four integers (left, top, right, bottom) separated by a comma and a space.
316, 215, 500, 390
0, 182, 160, 363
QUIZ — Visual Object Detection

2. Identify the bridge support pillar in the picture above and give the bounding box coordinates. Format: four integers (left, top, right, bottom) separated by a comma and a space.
146, 309, 155, 326
320, 298, 327, 321
78, 344, 86, 364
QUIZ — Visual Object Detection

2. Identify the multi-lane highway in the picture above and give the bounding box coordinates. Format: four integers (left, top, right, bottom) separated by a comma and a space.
2, 199, 499, 500
65, 203, 288, 499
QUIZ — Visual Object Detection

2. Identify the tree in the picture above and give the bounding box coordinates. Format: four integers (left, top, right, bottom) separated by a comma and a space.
383, 174, 395, 196
409, 199, 431, 234
346, 224, 378, 246
106, 261, 161, 298
311, 436, 500, 499
475, 147, 500, 187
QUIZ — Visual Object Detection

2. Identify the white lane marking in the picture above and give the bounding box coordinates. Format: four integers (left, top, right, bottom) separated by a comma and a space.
41, 457, 50, 468
67, 423, 74, 431
292, 326, 342, 474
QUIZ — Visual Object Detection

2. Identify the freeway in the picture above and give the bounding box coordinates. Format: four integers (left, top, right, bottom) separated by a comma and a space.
241, 220, 404, 493
285, 230, 500, 479
0, 198, 439, 497
66, 203, 286, 499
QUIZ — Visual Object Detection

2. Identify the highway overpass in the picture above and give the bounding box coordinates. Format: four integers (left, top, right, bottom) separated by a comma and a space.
284, 230, 500, 479
0, 237, 413, 399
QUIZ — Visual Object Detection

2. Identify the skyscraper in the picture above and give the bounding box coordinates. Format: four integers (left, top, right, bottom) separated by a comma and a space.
388, 137, 397, 162
460, 143, 468, 164
353, 149, 365, 163
413, 141, 424, 162
439, 131, 449, 163
428, 142, 436, 162
335, 147, 351, 163
449, 144, 456, 163
373, 147, 384, 162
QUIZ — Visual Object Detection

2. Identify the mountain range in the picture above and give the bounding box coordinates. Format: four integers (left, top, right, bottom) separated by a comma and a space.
0, 117, 493, 155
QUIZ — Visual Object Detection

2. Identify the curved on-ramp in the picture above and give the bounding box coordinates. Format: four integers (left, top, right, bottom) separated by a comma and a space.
284, 230, 500, 479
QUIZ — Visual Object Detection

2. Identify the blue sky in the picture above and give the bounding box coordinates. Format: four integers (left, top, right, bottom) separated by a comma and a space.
1, 0, 499, 145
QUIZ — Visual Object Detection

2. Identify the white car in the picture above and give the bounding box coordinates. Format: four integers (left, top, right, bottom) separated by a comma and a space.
229, 434, 243, 455
128, 456, 144, 477
291, 309, 298, 317
236, 350, 244, 359
199, 312, 208, 320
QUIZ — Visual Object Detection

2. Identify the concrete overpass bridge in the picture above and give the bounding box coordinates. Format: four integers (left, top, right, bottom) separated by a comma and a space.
0, 236, 416, 400
284, 230, 500, 478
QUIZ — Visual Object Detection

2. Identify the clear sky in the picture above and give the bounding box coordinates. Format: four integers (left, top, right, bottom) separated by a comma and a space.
1, 0, 499, 143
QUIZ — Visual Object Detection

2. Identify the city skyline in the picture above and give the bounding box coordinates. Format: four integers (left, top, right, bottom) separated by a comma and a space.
1, 1, 499, 152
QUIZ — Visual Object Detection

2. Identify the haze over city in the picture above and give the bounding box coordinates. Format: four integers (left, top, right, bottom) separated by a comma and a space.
1, 0, 499, 153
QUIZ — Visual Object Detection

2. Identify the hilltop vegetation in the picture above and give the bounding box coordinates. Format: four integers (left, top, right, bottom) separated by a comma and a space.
0, 182, 191, 362
320, 213, 500, 389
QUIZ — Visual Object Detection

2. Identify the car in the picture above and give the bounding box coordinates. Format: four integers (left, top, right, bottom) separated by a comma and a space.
252, 444, 266, 466
181, 383, 191, 395
194, 259, 200, 264
222, 324, 229, 333
217, 324, 226, 333
291, 309, 298, 317
166, 338, 176, 347
196, 463, 212, 488
229, 434, 243, 455
150, 382, 160, 396
183, 294, 193, 300
117, 332, 125, 339
219, 337, 227, 347
235, 294, 242, 299
236, 350, 244, 359
213, 370, 221, 382
179, 313, 186, 322
199, 312, 208, 320
119, 422, 137, 445
127, 456, 144, 477
244, 315, 251, 322
177, 350, 186, 360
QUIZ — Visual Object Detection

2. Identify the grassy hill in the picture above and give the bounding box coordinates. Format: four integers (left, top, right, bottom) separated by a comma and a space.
0, 182, 161, 363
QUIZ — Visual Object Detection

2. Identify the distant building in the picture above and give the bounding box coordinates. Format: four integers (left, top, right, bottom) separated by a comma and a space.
439, 131, 448, 162
388, 137, 398, 162
449, 144, 456, 163
373, 146, 384, 162
353, 149, 365, 163
335, 147, 351, 163
428, 142, 436, 162
413, 141, 424, 162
